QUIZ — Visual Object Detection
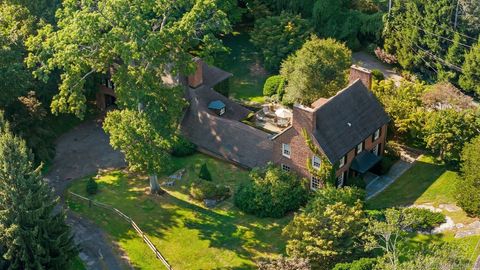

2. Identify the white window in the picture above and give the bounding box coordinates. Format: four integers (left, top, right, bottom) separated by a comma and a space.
372, 144, 380, 156
337, 172, 345, 188
219, 107, 226, 115
282, 143, 291, 158
339, 156, 346, 168
312, 156, 321, 169
311, 175, 321, 190
282, 164, 291, 172
373, 128, 381, 141
356, 142, 364, 154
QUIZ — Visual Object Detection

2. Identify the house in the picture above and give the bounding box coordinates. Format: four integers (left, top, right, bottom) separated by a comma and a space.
271, 66, 390, 188
96, 59, 389, 190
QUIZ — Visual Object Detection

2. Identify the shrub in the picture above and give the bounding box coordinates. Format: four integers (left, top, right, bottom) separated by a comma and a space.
258, 257, 311, 270
371, 69, 385, 81
198, 163, 212, 181
333, 257, 377, 270
189, 180, 230, 201
346, 176, 366, 189
86, 177, 98, 195
263, 75, 286, 97
170, 136, 196, 157
374, 47, 397, 64
403, 207, 445, 231
234, 164, 308, 218
456, 136, 480, 217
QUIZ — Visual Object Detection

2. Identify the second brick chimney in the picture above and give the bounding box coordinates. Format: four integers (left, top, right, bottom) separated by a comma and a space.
188, 58, 204, 88
349, 65, 372, 90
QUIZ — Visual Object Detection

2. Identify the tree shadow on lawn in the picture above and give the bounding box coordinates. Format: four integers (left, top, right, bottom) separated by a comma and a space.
367, 159, 447, 209
166, 194, 288, 263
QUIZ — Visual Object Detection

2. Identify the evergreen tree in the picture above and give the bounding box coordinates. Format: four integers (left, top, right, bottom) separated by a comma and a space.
459, 40, 480, 95
456, 136, 480, 217
198, 163, 212, 181
0, 112, 78, 269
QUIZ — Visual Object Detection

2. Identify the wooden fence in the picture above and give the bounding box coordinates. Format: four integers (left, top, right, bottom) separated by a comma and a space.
69, 191, 173, 270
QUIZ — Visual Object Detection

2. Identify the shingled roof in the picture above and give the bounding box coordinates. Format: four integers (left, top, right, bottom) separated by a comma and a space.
312, 79, 389, 163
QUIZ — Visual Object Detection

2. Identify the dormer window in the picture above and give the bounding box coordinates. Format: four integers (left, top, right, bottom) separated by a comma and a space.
373, 128, 381, 141
356, 142, 363, 154
312, 156, 321, 169
282, 143, 291, 158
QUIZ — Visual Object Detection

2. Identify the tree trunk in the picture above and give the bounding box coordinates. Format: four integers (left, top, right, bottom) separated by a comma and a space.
149, 174, 161, 194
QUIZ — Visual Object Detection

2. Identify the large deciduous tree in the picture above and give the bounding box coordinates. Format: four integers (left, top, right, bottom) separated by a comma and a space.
251, 12, 312, 71
280, 36, 351, 105
0, 112, 78, 269
283, 186, 367, 269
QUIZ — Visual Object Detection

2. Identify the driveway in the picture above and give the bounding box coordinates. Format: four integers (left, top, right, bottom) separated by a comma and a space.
353, 51, 403, 83
45, 119, 130, 270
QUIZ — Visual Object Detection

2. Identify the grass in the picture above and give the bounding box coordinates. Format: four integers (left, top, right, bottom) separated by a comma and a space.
215, 29, 270, 103
66, 153, 289, 270
367, 155, 480, 264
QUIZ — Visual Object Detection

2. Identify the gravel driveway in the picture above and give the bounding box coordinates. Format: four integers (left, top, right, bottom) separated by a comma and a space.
45, 119, 130, 270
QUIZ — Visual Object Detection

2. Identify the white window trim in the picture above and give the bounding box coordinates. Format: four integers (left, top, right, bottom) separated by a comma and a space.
311, 175, 321, 190
339, 156, 346, 168
373, 144, 380, 156
281, 164, 291, 172
374, 128, 380, 140
356, 142, 363, 154
337, 172, 345, 188
282, 143, 291, 158
312, 155, 321, 169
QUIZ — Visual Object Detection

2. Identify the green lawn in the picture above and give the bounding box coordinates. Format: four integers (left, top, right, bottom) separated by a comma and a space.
367, 155, 480, 264
66, 154, 289, 270
215, 29, 270, 103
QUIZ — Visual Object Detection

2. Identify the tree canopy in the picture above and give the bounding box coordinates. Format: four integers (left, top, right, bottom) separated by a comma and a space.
456, 136, 480, 217
280, 36, 351, 105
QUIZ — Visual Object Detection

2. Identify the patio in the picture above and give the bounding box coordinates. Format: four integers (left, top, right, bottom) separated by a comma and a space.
254, 103, 292, 133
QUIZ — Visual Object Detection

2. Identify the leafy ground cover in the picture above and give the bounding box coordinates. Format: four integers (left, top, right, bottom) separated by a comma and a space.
215, 29, 269, 103
66, 153, 289, 270
367, 155, 480, 265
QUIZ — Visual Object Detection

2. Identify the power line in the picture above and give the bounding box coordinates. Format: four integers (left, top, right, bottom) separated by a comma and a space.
411, 24, 473, 49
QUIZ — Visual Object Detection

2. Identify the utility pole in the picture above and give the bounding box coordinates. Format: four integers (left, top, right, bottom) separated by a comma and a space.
454, 0, 460, 29
388, 0, 392, 14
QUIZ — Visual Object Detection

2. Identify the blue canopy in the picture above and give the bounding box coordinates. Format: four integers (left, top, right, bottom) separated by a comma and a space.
208, 100, 226, 110
350, 151, 382, 174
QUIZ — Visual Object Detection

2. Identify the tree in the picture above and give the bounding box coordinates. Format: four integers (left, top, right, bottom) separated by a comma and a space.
0, 112, 78, 269
398, 244, 469, 270
26, 0, 232, 118
234, 164, 309, 218
281, 36, 351, 105
103, 109, 172, 194
198, 163, 212, 181
283, 186, 367, 269
263, 75, 286, 97
456, 136, 480, 216
459, 40, 480, 95
423, 108, 480, 162
251, 12, 312, 71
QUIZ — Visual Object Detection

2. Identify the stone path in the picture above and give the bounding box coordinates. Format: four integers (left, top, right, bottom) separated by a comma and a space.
44, 120, 130, 270
366, 160, 413, 199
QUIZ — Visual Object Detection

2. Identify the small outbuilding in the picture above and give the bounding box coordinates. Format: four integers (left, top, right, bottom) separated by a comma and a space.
208, 100, 226, 116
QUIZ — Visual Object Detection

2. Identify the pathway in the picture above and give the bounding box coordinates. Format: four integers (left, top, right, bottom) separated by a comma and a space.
365, 160, 413, 200
44, 119, 130, 270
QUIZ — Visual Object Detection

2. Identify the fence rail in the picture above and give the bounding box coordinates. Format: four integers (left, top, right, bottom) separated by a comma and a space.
69, 191, 173, 270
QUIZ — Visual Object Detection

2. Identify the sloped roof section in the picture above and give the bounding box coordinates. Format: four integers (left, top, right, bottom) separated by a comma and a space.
181, 86, 273, 168
313, 80, 390, 163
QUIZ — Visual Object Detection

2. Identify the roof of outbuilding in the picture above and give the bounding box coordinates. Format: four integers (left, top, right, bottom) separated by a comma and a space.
208, 100, 226, 110
312, 79, 390, 163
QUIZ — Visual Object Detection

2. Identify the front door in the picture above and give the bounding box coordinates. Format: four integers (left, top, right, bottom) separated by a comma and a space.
372, 144, 380, 156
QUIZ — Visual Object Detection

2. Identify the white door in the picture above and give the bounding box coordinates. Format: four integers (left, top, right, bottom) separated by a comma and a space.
372, 144, 380, 156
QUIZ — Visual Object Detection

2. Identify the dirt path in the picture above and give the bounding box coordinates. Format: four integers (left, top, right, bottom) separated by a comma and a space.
45, 120, 130, 270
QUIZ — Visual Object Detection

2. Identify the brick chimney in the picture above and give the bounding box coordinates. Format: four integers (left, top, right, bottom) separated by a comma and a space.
188, 58, 203, 88
292, 104, 316, 133
349, 65, 372, 90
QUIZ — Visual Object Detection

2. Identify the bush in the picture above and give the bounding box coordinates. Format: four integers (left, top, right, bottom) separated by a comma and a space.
189, 180, 230, 201
263, 75, 286, 97
234, 164, 308, 218
258, 257, 311, 270
456, 136, 480, 217
198, 163, 212, 181
346, 176, 366, 189
371, 69, 385, 81
86, 177, 98, 195
333, 257, 377, 270
403, 208, 445, 231
170, 136, 196, 157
